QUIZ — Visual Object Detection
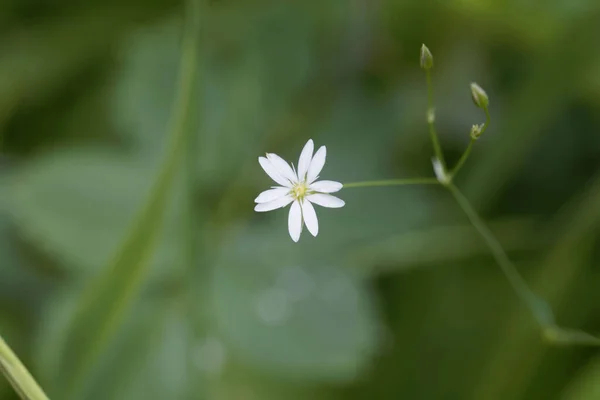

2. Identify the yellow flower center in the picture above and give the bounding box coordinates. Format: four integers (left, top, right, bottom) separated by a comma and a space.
292, 182, 308, 200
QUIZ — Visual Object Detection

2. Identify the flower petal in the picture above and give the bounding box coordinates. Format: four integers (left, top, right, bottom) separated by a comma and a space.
288, 200, 302, 242
306, 193, 345, 208
297, 139, 314, 181
266, 153, 297, 183
306, 146, 326, 183
259, 157, 292, 187
254, 187, 290, 203
309, 180, 343, 193
301, 199, 319, 236
254, 195, 294, 212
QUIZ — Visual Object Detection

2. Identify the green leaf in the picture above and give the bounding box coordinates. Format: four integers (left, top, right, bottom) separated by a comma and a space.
562, 357, 600, 400
113, 21, 265, 187
6, 149, 183, 281
113, 7, 315, 187
211, 231, 381, 383
112, 22, 181, 156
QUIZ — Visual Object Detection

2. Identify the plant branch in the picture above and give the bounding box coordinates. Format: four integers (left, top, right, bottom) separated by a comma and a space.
0, 336, 50, 400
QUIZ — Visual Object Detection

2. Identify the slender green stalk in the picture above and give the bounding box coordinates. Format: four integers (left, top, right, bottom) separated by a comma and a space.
0, 336, 50, 400
62, 1, 201, 397
481, 108, 491, 136
182, 0, 202, 390
426, 70, 446, 168
447, 183, 555, 327
343, 178, 439, 189
449, 107, 490, 178
450, 139, 475, 178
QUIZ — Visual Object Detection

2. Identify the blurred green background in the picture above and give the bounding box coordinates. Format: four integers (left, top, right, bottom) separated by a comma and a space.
2, 0, 600, 399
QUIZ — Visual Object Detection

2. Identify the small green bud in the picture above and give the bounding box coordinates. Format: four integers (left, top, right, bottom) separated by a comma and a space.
470, 82, 489, 109
420, 44, 433, 70
470, 124, 483, 140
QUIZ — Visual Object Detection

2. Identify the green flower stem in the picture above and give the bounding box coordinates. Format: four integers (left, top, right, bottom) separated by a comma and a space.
448, 183, 600, 345
447, 183, 555, 327
450, 139, 475, 178
0, 335, 50, 400
426, 69, 446, 168
481, 107, 491, 136
449, 108, 490, 178
343, 178, 439, 188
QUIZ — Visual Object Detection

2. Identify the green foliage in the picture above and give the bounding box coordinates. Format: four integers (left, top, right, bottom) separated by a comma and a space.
6, 150, 182, 279
2, 1, 600, 399
212, 238, 380, 382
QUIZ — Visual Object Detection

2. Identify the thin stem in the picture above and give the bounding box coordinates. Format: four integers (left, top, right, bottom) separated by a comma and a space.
426, 70, 446, 168
481, 107, 491, 136
447, 183, 555, 328
182, 0, 202, 391
450, 139, 475, 178
0, 336, 50, 400
182, 0, 201, 274
449, 107, 490, 178
344, 178, 439, 189
63, 0, 201, 397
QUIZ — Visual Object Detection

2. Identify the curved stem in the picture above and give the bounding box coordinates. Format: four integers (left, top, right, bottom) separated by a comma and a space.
0, 336, 50, 400
449, 107, 490, 179
344, 178, 439, 188
450, 139, 475, 178
182, 0, 202, 391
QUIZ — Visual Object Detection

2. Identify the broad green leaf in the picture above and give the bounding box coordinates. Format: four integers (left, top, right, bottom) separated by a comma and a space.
113, 7, 314, 187
113, 21, 265, 187
0, 214, 51, 307
211, 231, 381, 383
112, 22, 181, 155
6, 149, 183, 282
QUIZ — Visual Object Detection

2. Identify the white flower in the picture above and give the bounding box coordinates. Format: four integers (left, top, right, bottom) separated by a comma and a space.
254, 139, 345, 242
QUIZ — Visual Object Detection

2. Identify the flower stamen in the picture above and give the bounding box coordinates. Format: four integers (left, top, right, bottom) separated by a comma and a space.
292, 182, 307, 200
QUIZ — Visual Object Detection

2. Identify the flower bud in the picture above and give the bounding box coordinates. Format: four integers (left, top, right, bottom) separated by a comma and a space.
420, 44, 433, 70
470, 82, 489, 109
470, 124, 483, 140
